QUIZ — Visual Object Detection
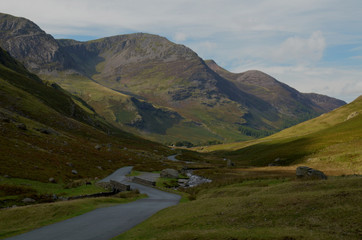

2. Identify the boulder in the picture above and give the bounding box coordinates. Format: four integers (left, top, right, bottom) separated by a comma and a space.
17, 123, 27, 130
296, 166, 327, 180
48, 177, 56, 183
95, 144, 102, 150
227, 159, 235, 167
160, 169, 179, 179
34, 128, 58, 135
22, 197, 35, 203
71, 169, 78, 175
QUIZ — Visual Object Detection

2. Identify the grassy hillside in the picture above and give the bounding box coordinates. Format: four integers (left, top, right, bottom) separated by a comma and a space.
198, 96, 362, 173
116, 175, 362, 240
0, 47, 181, 183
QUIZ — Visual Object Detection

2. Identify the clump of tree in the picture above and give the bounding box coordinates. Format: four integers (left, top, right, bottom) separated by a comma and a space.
175, 141, 194, 148
238, 125, 274, 138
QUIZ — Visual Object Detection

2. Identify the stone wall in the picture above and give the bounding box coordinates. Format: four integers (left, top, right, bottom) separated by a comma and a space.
132, 177, 156, 187
110, 180, 130, 191
96, 181, 130, 192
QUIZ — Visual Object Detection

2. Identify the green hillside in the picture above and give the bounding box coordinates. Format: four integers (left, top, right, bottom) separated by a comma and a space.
0, 47, 176, 182
202, 96, 362, 173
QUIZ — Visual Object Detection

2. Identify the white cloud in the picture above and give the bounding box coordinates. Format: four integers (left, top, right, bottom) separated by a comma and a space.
1, 0, 361, 101
272, 31, 326, 64
173, 32, 187, 42
233, 64, 362, 103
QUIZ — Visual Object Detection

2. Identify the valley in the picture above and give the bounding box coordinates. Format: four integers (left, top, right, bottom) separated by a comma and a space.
0, 11, 361, 240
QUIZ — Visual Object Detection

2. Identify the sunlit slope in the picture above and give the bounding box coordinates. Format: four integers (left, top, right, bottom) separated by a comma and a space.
204, 96, 362, 172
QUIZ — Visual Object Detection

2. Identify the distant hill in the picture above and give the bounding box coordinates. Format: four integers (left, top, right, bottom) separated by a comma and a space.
0, 46, 173, 182
0, 12, 346, 145
205, 95, 362, 173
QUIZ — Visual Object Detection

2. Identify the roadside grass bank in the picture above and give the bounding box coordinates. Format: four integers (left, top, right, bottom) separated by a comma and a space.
115, 175, 362, 240
0, 177, 110, 208
0, 193, 145, 239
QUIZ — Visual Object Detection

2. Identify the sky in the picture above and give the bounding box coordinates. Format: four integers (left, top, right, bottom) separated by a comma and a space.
2, 0, 362, 102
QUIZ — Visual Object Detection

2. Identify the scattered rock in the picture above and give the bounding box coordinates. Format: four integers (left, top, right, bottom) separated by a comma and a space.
48, 177, 56, 183
71, 169, 78, 175
17, 123, 27, 130
22, 198, 35, 203
108, 160, 112, 163
97, 166, 103, 170
66, 162, 73, 167
178, 179, 189, 187
185, 171, 212, 187
160, 169, 179, 179
52, 194, 58, 200
296, 166, 327, 180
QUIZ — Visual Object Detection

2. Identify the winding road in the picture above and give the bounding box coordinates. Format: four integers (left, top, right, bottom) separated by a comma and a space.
7, 167, 181, 240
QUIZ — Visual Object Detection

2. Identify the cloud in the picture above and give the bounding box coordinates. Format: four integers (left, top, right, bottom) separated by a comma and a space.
272, 31, 326, 64
1, 0, 361, 101
173, 32, 187, 42
349, 56, 362, 60
233, 63, 362, 103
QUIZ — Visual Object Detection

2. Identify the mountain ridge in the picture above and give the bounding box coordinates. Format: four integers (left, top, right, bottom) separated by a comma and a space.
0, 12, 346, 144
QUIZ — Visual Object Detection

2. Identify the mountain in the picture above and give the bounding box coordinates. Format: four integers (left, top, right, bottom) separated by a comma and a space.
207, 95, 362, 172
0, 12, 346, 145
0, 46, 174, 182
205, 60, 345, 116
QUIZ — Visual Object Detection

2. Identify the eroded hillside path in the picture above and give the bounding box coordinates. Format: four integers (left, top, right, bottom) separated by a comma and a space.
7, 167, 181, 240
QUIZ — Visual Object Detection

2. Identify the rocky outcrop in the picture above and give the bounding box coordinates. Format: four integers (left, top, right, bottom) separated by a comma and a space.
296, 166, 327, 180
160, 169, 179, 179
346, 111, 359, 121
0, 13, 71, 72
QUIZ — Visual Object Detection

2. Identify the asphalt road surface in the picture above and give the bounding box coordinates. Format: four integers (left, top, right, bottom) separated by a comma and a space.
7, 167, 181, 240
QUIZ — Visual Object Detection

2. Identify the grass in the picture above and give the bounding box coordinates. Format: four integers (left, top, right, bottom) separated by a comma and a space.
0, 195, 143, 239
115, 175, 362, 240
0, 176, 120, 209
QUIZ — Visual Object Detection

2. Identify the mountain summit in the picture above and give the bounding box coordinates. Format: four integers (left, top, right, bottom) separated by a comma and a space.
0, 13, 346, 144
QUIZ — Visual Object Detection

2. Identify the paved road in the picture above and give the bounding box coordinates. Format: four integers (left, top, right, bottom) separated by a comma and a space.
7, 167, 181, 240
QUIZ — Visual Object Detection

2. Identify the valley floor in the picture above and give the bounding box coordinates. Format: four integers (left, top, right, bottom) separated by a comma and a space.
116, 170, 362, 240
